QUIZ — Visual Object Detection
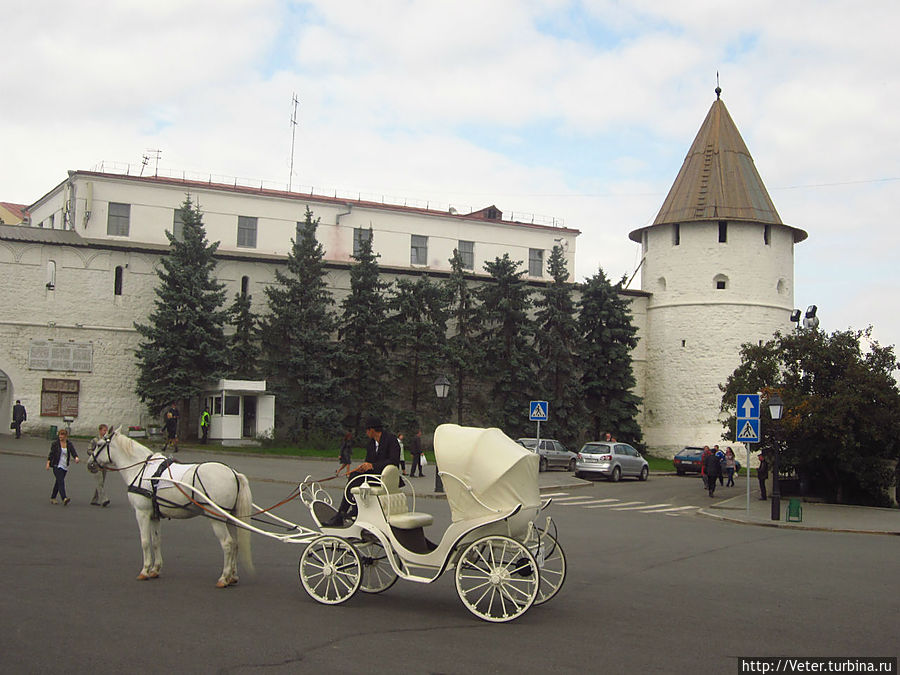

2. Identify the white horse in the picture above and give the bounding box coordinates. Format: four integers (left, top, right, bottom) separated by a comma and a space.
88, 428, 254, 588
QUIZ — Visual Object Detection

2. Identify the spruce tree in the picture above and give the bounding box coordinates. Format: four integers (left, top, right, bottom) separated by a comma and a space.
533, 245, 585, 447
578, 268, 642, 444
444, 249, 483, 424
337, 228, 391, 433
134, 195, 229, 416
476, 254, 536, 436
387, 274, 448, 421
257, 208, 342, 442
227, 290, 258, 380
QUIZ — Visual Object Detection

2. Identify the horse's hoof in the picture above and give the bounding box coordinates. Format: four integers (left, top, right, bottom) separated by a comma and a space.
216, 580, 228, 588
137, 573, 150, 580
147, 571, 160, 579
227, 576, 239, 586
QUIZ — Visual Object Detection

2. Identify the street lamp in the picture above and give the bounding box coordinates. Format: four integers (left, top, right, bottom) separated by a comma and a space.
768, 394, 784, 521
433, 375, 450, 493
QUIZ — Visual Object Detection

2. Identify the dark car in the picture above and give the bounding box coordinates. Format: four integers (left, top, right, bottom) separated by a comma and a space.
673, 447, 741, 475
516, 438, 577, 472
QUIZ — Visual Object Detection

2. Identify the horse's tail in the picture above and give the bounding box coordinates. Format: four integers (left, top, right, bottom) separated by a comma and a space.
235, 472, 255, 576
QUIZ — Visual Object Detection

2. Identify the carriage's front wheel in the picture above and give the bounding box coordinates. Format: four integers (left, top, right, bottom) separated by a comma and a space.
455, 535, 538, 623
299, 536, 362, 605
533, 529, 567, 606
357, 539, 399, 593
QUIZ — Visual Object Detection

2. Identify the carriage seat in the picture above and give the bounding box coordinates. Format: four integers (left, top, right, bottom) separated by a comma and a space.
378, 465, 433, 530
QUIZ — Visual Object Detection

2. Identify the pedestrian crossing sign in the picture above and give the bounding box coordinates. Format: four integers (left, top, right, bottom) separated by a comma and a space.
737, 418, 760, 442
529, 401, 549, 421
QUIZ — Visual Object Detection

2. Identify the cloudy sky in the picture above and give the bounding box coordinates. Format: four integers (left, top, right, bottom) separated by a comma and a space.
4, 0, 899, 352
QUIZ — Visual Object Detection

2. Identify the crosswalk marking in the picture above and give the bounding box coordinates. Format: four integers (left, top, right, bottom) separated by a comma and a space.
612, 503, 672, 511
646, 505, 699, 513
540, 492, 570, 498
557, 498, 619, 506
586, 501, 644, 509
551, 495, 601, 502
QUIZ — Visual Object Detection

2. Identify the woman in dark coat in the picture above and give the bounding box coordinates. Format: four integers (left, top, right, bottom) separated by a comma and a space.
46, 428, 79, 505
704, 447, 721, 497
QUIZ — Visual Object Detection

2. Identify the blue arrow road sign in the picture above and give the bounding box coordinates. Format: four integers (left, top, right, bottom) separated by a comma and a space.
529, 401, 549, 421
737, 394, 760, 419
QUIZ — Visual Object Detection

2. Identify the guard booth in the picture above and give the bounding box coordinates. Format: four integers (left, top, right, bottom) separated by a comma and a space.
201, 380, 274, 444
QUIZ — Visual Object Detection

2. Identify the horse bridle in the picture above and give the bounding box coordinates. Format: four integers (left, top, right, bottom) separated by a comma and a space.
87, 431, 148, 474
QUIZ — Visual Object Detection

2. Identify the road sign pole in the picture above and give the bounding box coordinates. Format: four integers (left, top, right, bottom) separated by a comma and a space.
536, 420, 541, 445
747, 445, 751, 515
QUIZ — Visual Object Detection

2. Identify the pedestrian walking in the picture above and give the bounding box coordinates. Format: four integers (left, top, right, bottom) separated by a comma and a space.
757, 453, 769, 500
200, 406, 211, 444
46, 428, 79, 505
409, 429, 425, 477
89, 424, 111, 506
12, 399, 27, 438
337, 431, 353, 474
162, 411, 179, 453
715, 445, 725, 485
724, 447, 736, 487
700, 445, 711, 489
398, 433, 407, 475
704, 446, 721, 497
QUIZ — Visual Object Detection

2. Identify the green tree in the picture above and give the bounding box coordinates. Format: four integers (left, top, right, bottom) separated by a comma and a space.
387, 274, 448, 421
227, 290, 258, 380
578, 268, 642, 445
720, 327, 900, 505
533, 244, 585, 447
337, 228, 391, 433
476, 254, 536, 436
444, 249, 483, 425
257, 208, 342, 442
134, 195, 229, 417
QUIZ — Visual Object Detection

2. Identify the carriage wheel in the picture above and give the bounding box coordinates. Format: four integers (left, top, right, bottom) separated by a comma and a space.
533, 529, 567, 606
455, 535, 538, 623
298, 536, 362, 605
357, 539, 399, 594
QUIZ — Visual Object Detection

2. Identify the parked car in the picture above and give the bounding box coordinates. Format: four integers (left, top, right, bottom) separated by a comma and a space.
516, 438, 577, 472
673, 447, 741, 475
574, 441, 649, 482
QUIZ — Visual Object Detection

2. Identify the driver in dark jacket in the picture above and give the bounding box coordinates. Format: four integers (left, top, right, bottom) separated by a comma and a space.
324, 416, 400, 527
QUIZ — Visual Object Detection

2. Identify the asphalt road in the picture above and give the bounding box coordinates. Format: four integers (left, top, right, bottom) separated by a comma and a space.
1, 453, 897, 674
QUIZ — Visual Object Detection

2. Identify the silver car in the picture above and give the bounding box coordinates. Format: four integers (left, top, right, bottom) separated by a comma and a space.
575, 442, 649, 482
516, 438, 577, 472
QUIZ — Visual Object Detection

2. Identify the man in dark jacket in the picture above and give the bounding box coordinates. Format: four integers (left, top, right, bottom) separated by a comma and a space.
704, 447, 722, 497
324, 416, 401, 527
757, 454, 769, 500
12, 399, 26, 439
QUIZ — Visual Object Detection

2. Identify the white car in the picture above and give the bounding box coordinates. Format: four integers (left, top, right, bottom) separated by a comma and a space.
575, 442, 649, 482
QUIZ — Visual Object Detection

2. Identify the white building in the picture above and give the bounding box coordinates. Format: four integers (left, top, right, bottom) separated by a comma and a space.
0, 91, 804, 454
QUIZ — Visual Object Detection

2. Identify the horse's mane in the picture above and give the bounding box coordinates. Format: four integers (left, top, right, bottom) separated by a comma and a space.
113, 429, 153, 461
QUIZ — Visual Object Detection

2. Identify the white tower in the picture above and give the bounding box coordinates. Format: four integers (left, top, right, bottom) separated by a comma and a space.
629, 89, 807, 453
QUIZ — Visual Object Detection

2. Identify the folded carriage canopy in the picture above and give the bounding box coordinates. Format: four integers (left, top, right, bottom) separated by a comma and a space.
433, 424, 540, 530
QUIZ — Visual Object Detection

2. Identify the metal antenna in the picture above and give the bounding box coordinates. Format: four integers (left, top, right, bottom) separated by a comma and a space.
147, 149, 162, 176
715, 71, 722, 99
140, 154, 150, 176
289, 93, 300, 191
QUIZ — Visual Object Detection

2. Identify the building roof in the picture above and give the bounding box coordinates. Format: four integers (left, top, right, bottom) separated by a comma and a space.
0, 223, 89, 245
0, 202, 28, 224
631, 93, 807, 243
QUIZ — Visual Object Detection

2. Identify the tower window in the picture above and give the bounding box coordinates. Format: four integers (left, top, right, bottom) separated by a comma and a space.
46, 260, 56, 290
114, 266, 124, 296
714, 274, 729, 290
718, 221, 727, 243
241, 276, 250, 297
673, 223, 680, 246
764, 224, 771, 245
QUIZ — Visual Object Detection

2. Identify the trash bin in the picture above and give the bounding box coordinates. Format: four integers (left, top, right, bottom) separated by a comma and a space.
48, 425, 58, 440
786, 498, 803, 522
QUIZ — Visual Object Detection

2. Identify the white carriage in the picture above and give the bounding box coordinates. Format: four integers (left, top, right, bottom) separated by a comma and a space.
297, 424, 567, 622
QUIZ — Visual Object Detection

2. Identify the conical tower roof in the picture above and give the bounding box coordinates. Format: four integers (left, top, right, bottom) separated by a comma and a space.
631, 93, 807, 242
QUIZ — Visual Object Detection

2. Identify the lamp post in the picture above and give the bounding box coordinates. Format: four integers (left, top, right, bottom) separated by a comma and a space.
433, 375, 450, 493
768, 394, 784, 521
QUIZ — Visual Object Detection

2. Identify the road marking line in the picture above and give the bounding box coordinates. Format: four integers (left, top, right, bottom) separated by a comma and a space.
649, 505, 700, 513
613, 503, 672, 511
557, 498, 618, 506
586, 501, 641, 509
550, 495, 596, 502
540, 492, 571, 498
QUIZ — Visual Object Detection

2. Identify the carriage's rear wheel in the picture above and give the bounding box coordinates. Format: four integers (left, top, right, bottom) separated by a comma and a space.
533, 529, 567, 606
299, 536, 362, 605
454, 535, 538, 623
357, 539, 399, 593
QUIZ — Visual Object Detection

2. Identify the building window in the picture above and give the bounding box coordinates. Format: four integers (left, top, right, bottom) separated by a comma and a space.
458, 240, 474, 270
241, 275, 249, 297
353, 228, 371, 257
29, 340, 93, 372
107, 202, 131, 236
764, 224, 771, 245
46, 261, 56, 290
114, 266, 124, 296
172, 208, 186, 241
411, 235, 428, 265
528, 248, 544, 277
296, 220, 314, 242
49, 214, 55, 229
40, 378, 80, 417
224, 395, 240, 415
673, 223, 680, 246
212, 396, 222, 415
642, 230, 649, 252
718, 220, 727, 243
237, 216, 257, 248
714, 274, 728, 290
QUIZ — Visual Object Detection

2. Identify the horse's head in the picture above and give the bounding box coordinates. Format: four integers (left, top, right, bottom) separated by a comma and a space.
87, 426, 120, 473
